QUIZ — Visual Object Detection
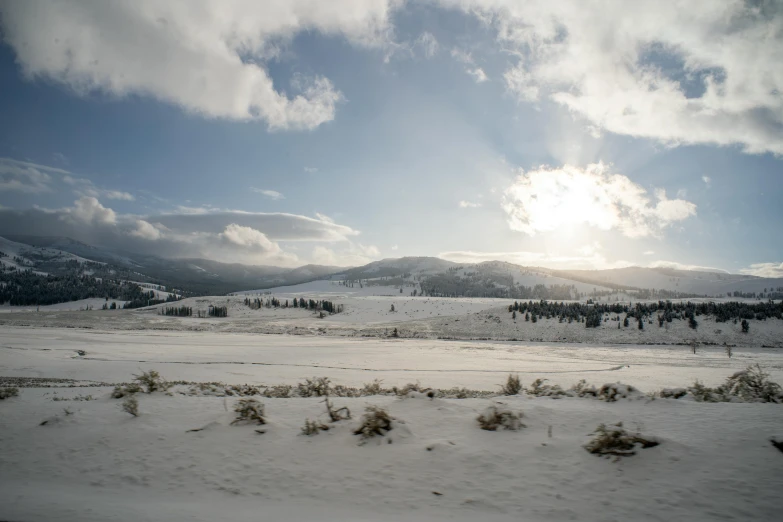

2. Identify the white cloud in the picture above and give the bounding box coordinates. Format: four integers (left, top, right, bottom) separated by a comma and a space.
437, 0, 783, 155
219, 223, 280, 252
459, 200, 481, 208
311, 242, 380, 267
0, 201, 361, 267
451, 48, 488, 83
252, 188, 285, 200
61, 171, 134, 200
65, 196, 117, 226
415, 32, 439, 58
467, 67, 488, 83
0, 0, 397, 131
130, 219, 162, 241
739, 262, 783, 278
438, 249, 633, 270
643, 250, 655, 256
0, 157, 55, 193
702, 176, 712, 187
303, 167, 318, 173
502, 163, 696, 237
391, 244, 398, 251
315, 212, 334, 224
648, 260, 729, 274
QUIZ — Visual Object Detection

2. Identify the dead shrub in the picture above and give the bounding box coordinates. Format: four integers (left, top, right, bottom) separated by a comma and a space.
122, 396, 139, 417
500, 374, 522, 395
111, 382, 142, 399
477, 404, 524, 431
361, 379, 384, 396
570, 379, 598, 397
0, 387, 19, 400
301, 419, 329, 436
133, 370, 168, 393
659, 388, 688, 399
297, 377, 332, 397
231, 398, 266, 425
353, 406, 394, 439
526, 378, 567, 397
263, 385, 293, 398
585, 422, 659, 458
597, 383, 640, 402
324, 398, 351, 422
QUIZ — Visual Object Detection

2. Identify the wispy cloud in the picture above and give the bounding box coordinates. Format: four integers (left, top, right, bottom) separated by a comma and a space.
252, 188, 285, 200
63, 174, 134, 200
702, 176, 712, 187
451, 48, 488, 83
0, 157, 54, 193
415, 32, 439, 58
459, 200, 481, 208
303, 166, 318, 173
739, 262, 783, 278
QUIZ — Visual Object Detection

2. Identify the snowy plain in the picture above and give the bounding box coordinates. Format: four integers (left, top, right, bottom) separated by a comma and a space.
2, 281, 783, 521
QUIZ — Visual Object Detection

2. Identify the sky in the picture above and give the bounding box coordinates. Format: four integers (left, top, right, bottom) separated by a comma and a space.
0, 0, 781, 276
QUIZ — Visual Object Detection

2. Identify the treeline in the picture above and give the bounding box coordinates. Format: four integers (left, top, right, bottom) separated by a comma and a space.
421, 271, 576, 300
161, 305, 192, 317
243, 296, 343, 314
0, 269, 177, 307
506, 299, 783, 329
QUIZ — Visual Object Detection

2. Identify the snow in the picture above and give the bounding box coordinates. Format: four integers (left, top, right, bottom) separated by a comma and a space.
0, 298, 129, 313
2, 323, 783, 521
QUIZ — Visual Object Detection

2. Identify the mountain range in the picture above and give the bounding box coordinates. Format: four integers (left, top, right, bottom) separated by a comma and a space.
1, 235, 781, 298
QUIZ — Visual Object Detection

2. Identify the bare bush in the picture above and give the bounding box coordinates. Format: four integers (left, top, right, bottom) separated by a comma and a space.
689, 365, 782, 403
585, 422, 659, 457
722, 364, 782, 403
111, 382, 142, 399
477, 404, 524, 431
297, 377, 332, 398
324, 398, 351, 422
393, 382, 431, 396
0, 387, 19, 400
570, 380, 598, 397
597, 383, 640, 402
362, 379, 384, 396
301, 419, 329, 436
231, 398, 266, 425
353, 406, 394, 439
122, 396, 139, 417
133, 370, 168, 393
500, 374, 522, 395
526, 378, 567, 397
659, 388, 688, 399
263, 385, 293, 398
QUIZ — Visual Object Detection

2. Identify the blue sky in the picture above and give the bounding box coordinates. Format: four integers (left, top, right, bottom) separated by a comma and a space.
0, 1, 781, 276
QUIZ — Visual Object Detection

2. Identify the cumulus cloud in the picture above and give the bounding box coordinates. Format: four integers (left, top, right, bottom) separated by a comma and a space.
458, 200, 481, 208
65, 196, 117, 226
0, 0, 397, 131
0, 157, 59, 193
502, 163, 696, 238
0, 199, 361, 266
252, 188, 285, 200
437, 0, 783, 155
739, 262, 783, 278
130, 219, 162, 241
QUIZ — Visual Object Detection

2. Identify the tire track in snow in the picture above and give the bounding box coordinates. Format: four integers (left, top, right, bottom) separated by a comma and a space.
77, 357, 626, 374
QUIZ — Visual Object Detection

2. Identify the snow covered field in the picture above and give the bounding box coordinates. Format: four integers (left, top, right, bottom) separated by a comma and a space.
2, 326, 783, 521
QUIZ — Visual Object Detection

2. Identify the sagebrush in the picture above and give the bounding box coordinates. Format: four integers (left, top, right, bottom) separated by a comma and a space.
231, 398, 266, 425
584, 422, 658, 458
477, 404, 524, 431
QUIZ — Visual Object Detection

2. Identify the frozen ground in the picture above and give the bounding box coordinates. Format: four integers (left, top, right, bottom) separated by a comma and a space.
2, 327, 783, 521
0, 291, 780, 347
2, 327, 783, 390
